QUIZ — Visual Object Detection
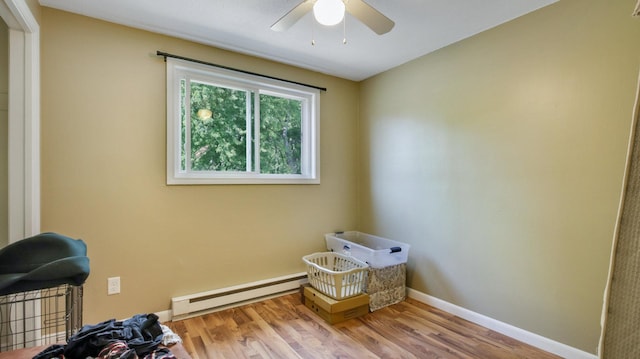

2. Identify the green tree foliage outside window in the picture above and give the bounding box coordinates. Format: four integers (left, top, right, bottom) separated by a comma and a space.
182, 80, 302, 175
259, 94, 302, 174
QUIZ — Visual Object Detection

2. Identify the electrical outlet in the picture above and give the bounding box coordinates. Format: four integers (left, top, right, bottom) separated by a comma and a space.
108, 277, 120, 295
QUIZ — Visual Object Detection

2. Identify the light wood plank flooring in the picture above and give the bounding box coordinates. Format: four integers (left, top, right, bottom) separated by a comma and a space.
167, 293, 562, 359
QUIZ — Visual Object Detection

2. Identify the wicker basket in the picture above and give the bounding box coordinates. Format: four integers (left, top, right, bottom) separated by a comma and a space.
303, 252, 369, 300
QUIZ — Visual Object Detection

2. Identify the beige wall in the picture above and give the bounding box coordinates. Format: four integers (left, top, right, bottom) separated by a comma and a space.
0, 18, 7, 249
359, 0, 640, 353
40, 8, 359, 323
38, 0, 640, 353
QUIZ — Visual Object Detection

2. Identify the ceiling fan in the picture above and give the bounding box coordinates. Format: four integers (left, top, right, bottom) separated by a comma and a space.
271, 0, 395, 35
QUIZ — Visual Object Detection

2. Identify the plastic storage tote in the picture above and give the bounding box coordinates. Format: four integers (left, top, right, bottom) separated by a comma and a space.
325, 231, 410, 268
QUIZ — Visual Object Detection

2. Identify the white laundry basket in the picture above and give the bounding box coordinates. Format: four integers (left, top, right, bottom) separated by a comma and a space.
303, 252, 369, 300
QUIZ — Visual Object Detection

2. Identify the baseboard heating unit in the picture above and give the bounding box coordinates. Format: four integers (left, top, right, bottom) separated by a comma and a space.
171, 272, 308, 320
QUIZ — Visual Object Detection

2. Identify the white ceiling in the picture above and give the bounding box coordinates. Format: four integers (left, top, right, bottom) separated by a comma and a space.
38, 0, 557, 81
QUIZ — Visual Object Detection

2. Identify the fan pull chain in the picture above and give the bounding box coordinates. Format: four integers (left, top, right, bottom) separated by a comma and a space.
309, 11, 349, 46
343, 15, 347, 44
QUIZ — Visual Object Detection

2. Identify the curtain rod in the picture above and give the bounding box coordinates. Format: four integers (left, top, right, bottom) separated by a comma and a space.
156, 51, 327, 92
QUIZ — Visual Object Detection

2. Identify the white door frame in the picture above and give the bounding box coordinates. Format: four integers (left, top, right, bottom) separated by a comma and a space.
0, 3, 40, 349
0, 0, 40, 243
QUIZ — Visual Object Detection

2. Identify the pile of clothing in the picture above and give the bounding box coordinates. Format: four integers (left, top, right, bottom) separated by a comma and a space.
34, 313, 181, 359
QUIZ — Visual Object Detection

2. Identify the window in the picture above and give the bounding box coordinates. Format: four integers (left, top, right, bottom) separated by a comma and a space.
166, 58, 320, 184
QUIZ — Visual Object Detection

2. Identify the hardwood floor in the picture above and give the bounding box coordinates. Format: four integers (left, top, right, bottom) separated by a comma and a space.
167, 293, 562, 359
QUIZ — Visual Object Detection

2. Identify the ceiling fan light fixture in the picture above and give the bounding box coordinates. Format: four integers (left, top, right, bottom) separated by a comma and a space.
313, 0, 345, 26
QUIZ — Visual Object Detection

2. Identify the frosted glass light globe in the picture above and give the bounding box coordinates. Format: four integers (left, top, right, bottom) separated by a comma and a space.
313, 0, 345, 26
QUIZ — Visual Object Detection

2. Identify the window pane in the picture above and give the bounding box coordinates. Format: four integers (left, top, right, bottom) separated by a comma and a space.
259, 94, 302, 174
185, 81, 249, 172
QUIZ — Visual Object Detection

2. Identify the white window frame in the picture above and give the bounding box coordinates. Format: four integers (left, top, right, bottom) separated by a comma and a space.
166, 58, 320, 185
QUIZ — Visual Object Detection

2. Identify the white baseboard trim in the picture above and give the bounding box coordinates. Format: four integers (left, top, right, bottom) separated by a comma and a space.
407, 288, 597, 359
155, 310, 172, 323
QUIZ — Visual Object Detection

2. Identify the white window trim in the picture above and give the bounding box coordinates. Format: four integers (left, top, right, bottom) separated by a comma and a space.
166, 58, 320, 185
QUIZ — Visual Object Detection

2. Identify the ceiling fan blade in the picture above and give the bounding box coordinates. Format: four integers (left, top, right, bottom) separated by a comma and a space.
271, 0, 315, 32
345, 0, 394, 35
